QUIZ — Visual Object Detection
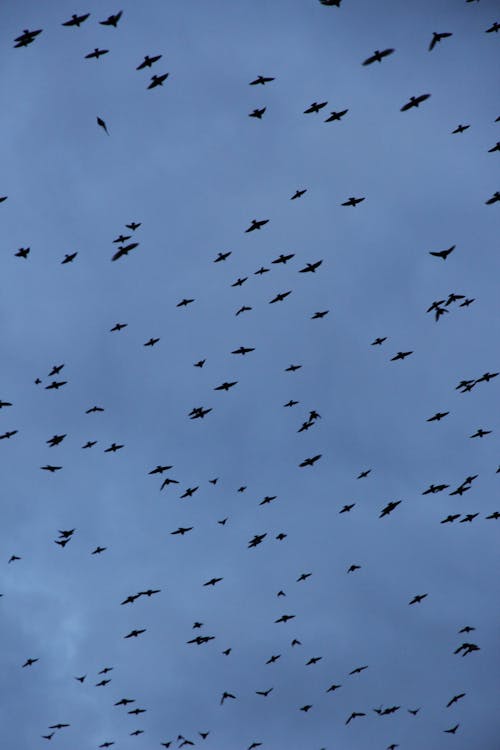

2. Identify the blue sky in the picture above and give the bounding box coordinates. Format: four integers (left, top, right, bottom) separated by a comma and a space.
0, 1, 499, 749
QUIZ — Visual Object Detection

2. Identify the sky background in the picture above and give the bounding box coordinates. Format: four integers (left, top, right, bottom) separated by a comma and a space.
0, 1, 499, 749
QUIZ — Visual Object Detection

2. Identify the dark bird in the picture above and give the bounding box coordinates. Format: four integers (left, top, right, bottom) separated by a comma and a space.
297, 572, 312, 582
266, 654, 281, 664
45, 380, 67, 390
47, 434, 66, 447
362, 48, 395, 65
300, 704, 312, 712
272, 253, 295, 264
458, 626, 475, 633
95, 679, 111, 687
459, 298, 474, 307
284, 399, 299, 407
126, 222, 141, 231
0, 401, 12, 409
180, 486, 198, 498
100, 11, 123, 27
194, 359, 206, 368
486, 22, 500, 33
149, 465, 173, 475
357, 469, 371, 478
342, 196, 365, 206
99, 744, 115, 748
0, 430, 18, 440
249, 107, 266, 119
349, 665, 368, 675
148, 73, 169, 89
220, 691, 236, 704
446, 293, 465, 305
104, 443, 123, 453
62, 13, 90, 27
444, 725, 459, 734
86, 405, 104, 413
128, 708, 146, 715
214, 381, 238, 391
286, 364, 301, 372
214, 251, 231, 262
49, 724, 70, 730
61, 252, 77, 263
14, 29, 42, 48
85, 48, 108, 60
232, 346, 255, 355
346, 712, 366, 724
248, 533, 266, 548
203, 577, 223, 586
400, 94, 431, 111
275, 614, 295, 623
112, 242, 139, 261
115, 698, 135, 706
324, 109, 348, 122
299, 454, 321, 467
92, 546, 106, 554
136, 54, 162, 70
299, 260, 322, 273
250, 75, 274, 85
254, 266, 269, 275
177, 298, 195, 307
488, 142, 500, 153
409, 593, 428, 605
245, 219, 268, 233
423, 483, 449, 494
470, 428, 491, 438
161, 477, 179, 489
446, 693, 465, 708
231, 277, 247, 287
311, 310, 329, 319
390, 351, 413, 361
452, 124, 470, 134
340, 503, 355, 513
427, 412, 449, 422
459, 513, 479, 523
379, 500, 401, 517
429, 32, 453, 51
22, 657, 38, 667
326, 684, 342, 692
42, 733, 54, 740
15, 246, 31, 259
429, 245, 455, 259
75, 675, 86, 683
270, 291, 292, 304
304, 102, 327, 113
291, 189, 307, 199
97, 117, 109, 135
485, 191, 500, 205
256, 687, 273, 696
41, 465, 62, 472
124, 629, 146, 638
486, 511, 500, 520
144, 337, 160, 347
347, 564, 361, 573
306, 656, 322, 665
236, 305, 252, 316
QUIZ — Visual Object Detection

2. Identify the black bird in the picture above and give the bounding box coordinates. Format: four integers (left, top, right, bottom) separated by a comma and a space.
92, 546, 106, 554
0, 430, 18, 440
362, 48, 395, 65
149, 465, 173, 475
47, 434, 66, 447
95, 679, 111, 687
270, 291, 292, 304
14, 29, 42, 48
446, 693, 466, 708
171, 527, 193, 535
214, 251, 231, 262
85, 48, 108, 60
245, 219, 268, 233
220, 691, 236, 704
231, 277, 247, 287
379, 500, 401, 517
488, 142, 500, 153
272, 253, 295, 264
400, 94, 431, 111
284, 399, 299, 407
324, 109, 348, 122
357, 469, 371, 478
0, 400, 13, 409
115, 698, 135, 706
46, 380, 67, 390
304, 102, 327, 113
346, 712, 366, 724
104, 443, 123, 453
452, 124, 470, 134
299, 454, 321, 467
61, 252, 77, 264
100, 11, 123, 27
75, 675, 86, 683
429, 32, 453, 51
486, 22, 500, 33
144, 337, 160, 347
485, 191, 500, 205
349, 665, 368, 675
203, 577, 223, 586
311, 310, 329, 319
126, 222, 141, 231
49, 723, 70, 730
236, 305, 252, 316
286, 364, 301, 372
97, 117, 109, 135
137, 54, 162, 70
232, 346, 255, 355
427, 412, 449, 422
112, 242, 138, 261
62, 13, 90, 27
390, 351, 413, 361
15, 247, 30, 258
423, 483, 449, 494
340, 503, 355, 513
371, 337, 386, 345
291, 189, 307, 199
326, 684, 342, 692
194, 359, 206, 367
299, 260, 322, 273
342, 196, 365, 206
249, 75, 274, 85
429, 245, 455, 260
86, 405, 104, 413
320, 0, 342, 5
22, 657, 39, 667
444, 724, 459, 734
249, 107, 266, 119
254, 266, 269, 275
214, 381, 238, 391
409, 593, 428, 605
148, 73, 169, 89
124, 629, 146, 638
41, 465, 62, 472
256, 687, 273, 696
248, 533, 266, 548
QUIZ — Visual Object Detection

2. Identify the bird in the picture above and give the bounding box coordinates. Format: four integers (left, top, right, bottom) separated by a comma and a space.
362, 48, 395, 65
126, 222, 141, 231
115, 698, 135, 706
452, 124, 470, 134
45, 380, 67, 390
249, 107, 266, 119
91, 546, 106, 554
220, 691, 236, 704
148, 73, 169, 89
300, 704, 312, 712
319, 0, 342, 5
272, 253, 294, 264
485, 191, 500, 205
86, 405, 104, 413
311, 310, 329, 319
470, 428, 491, 438
429, 245, 455, 259
326, 683, 342, 692
62, 13, 90, 27
100, 11, 123, 27
299, 454, 321, 467
275, 614, 295, 623
347, 564, 361, 573
429, 32, 453, 51
104, 443, 124, 453
232, 346, 255, 355
306, 656, 322, 665
256, 687, 273, 696
446, 693, 466, 708
112, 242, 139, 261
203, 577, 223, 586
245, 219, 268, 232
249, 75, 274, 85
342, 196, 365, 206
75, 675, 86, 683
488, 142, 500, 153
291, 189, 307, 199
95, 679, 111, 687
379, 500, 401, 517
304, 102, 327, 113
22, 657, 39, 667
214, 251, 231, 262
390, 351, 413, 361
41, 465, 62, 472
299, 260, 322, 273
124, 629, 146, 638
286, 364, 301, 372
85, 48, 109, 60
357, 469, 371, 478
340, 503, 355, 513
427, 412, 449, 422
42, 733, 54, 740
270, 291, 292, 304
137, 54, 162, 70
349, 665, 368, 675
346, 712, 366, 724
409, 593, 428, 605
61, 252, 77, 263
144, 337, 160, 347
14, 29, 43, 48
97, 117, 109, 135
486, 22, 500, 33
324, 109, 348, 122
15, 247, 30, 258
48, 723, 70, 730
400, 94, 431, 111
444, 724, 459, 734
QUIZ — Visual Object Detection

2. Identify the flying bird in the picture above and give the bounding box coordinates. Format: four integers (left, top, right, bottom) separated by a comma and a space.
429, 31, 452, 50
249, 75, 274, 85
362, 48, 395, 65
100, 11, 123, 27
400, 94, 431, 111
148, 73, 169, 89
137, 54, 162, 70
97, 117, 109, 135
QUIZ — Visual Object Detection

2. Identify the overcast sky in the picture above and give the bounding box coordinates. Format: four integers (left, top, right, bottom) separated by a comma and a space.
0, 1, 499, 749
